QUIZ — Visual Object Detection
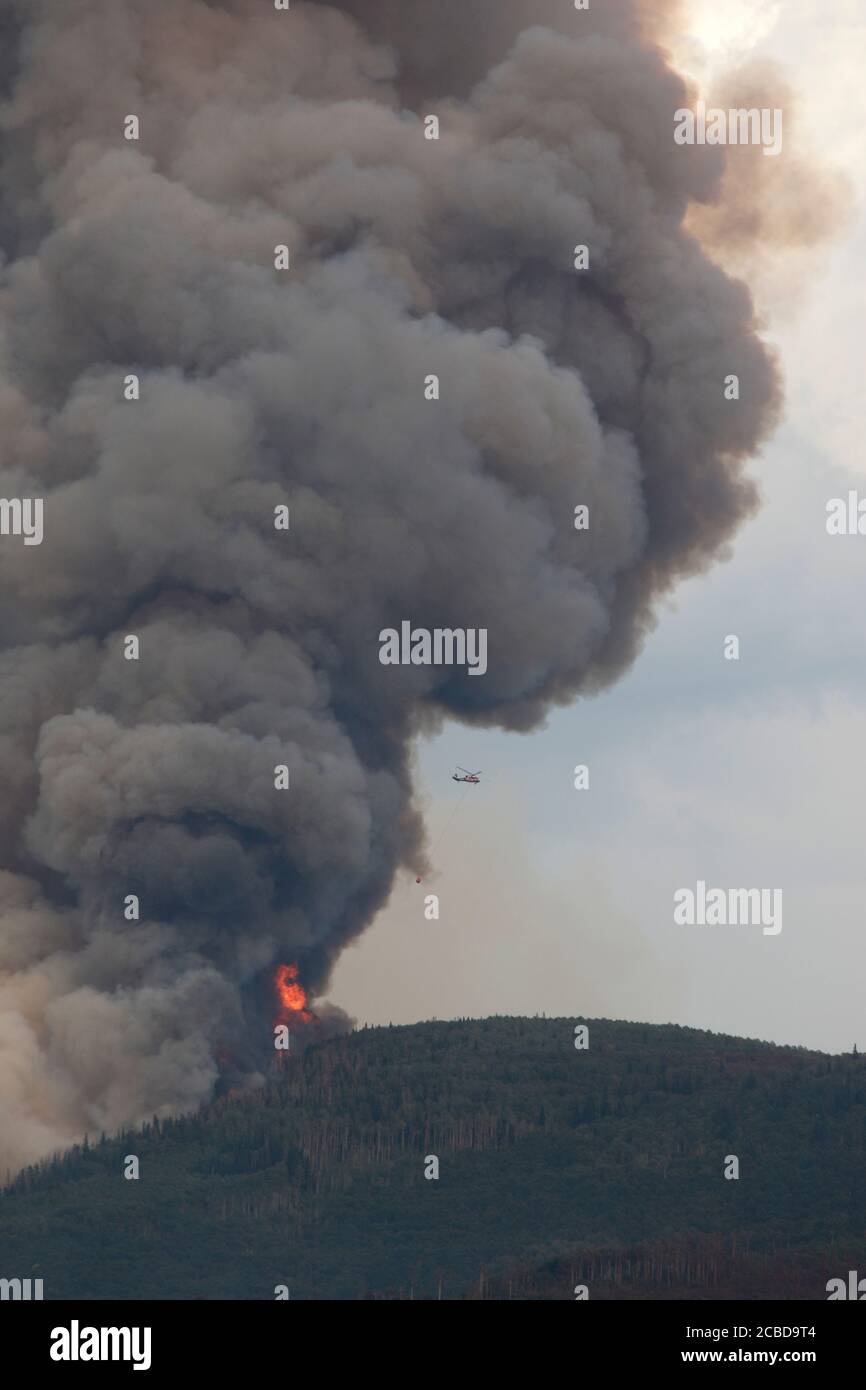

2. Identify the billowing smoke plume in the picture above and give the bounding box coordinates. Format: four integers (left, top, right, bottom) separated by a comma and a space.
0, 0, 782, 1174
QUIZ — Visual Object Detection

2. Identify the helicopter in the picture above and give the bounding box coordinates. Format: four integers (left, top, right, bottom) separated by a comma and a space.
415, 767, 482, 883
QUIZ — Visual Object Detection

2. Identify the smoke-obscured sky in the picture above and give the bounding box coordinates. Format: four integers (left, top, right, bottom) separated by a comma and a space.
332, 0, 866, 1055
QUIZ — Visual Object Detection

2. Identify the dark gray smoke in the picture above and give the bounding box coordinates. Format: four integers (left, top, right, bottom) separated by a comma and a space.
0, 0, 781, 1173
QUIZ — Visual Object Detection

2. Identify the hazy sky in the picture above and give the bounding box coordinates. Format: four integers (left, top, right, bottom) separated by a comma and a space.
332, 0, 866, 1053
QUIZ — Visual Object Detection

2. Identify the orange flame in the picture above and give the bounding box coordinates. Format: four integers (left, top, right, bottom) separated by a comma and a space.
274, 962, 313, 1024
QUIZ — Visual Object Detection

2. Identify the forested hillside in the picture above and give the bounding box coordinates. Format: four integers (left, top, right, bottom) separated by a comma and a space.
2, 1018, 864, 1299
